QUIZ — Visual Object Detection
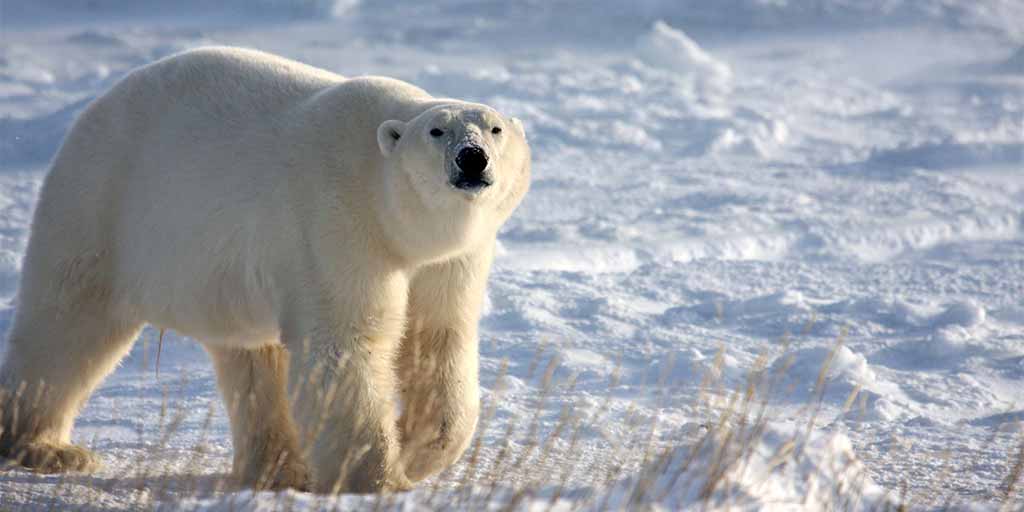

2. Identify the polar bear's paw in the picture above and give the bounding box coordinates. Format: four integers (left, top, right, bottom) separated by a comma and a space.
254, 457, 311, 492
383, 472, 414, 493
4, 441, 100, 473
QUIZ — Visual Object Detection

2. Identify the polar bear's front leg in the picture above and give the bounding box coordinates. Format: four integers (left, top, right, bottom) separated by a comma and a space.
285, 275, 412, 494
397, 326, 480, 482
398, 246, 492, 482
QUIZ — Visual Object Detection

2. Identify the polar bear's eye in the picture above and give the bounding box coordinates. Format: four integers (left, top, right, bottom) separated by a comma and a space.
430, 128, 444, 137
491, 126, 502, 134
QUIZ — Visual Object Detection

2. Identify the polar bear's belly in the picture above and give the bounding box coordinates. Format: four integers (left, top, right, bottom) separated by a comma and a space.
122, 254, 282, 348
145, 294, 281, 348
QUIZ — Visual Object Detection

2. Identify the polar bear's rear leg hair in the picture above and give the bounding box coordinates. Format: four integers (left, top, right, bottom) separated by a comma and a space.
0, 302, 141, 473
207, 344, 309, 491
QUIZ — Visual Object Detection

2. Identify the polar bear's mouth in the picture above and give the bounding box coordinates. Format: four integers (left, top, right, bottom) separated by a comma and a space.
452, 174, 494, 191
450, 145, 493, 191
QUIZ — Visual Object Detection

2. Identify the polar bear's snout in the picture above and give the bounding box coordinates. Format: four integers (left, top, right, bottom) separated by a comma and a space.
452, 145, 492, 190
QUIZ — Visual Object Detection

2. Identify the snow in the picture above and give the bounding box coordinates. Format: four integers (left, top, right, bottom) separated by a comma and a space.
172, 426, 887, 511
1, 0, 1023, 510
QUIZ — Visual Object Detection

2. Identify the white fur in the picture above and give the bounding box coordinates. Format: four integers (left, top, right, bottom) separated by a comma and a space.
0, 47, 530, 493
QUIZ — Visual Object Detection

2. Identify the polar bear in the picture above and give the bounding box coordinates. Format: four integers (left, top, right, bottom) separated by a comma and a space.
0, 47, 530, 493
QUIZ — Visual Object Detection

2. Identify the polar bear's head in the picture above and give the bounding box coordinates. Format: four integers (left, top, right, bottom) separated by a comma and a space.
375, 103, 530, 260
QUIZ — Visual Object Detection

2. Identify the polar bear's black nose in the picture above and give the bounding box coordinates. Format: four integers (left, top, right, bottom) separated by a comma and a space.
453, 146, 491, 190
456, 146, 488, 174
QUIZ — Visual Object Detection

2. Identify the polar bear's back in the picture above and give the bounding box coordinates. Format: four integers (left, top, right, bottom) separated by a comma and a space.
169, 46, 345, 86
116, 47, 343, 123
144, 46, 344, 92
120, 46, 435, 123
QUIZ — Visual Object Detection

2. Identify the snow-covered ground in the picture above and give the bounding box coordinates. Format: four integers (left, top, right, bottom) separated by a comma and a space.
1, 1, 1022, 510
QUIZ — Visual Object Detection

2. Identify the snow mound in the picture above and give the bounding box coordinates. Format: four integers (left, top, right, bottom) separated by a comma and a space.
920, 325, 980, 359
821, 297, 988, 331
932, 300, 987, 328
770, 345, 877, 402
839, 396, 904, 423
690, 290, 810, 322
661, 231, 795, 263
874, 309, 989, 368
600, 425, 887, 510
635, 21, 732, 97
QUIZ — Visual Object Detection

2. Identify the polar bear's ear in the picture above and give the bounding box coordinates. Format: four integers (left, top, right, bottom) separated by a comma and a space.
511, 117, 526, 138
377, 120, 406, 157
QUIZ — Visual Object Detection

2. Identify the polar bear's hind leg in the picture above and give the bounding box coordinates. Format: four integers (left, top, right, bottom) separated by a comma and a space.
0, 296, 142, 472
207, 344, 309, 491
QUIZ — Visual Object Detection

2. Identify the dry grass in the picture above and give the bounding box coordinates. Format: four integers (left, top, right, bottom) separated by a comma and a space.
0, 332, 1021, 511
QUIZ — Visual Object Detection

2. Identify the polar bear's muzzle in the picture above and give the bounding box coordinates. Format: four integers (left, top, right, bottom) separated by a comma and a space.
451, 145, 493, 191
